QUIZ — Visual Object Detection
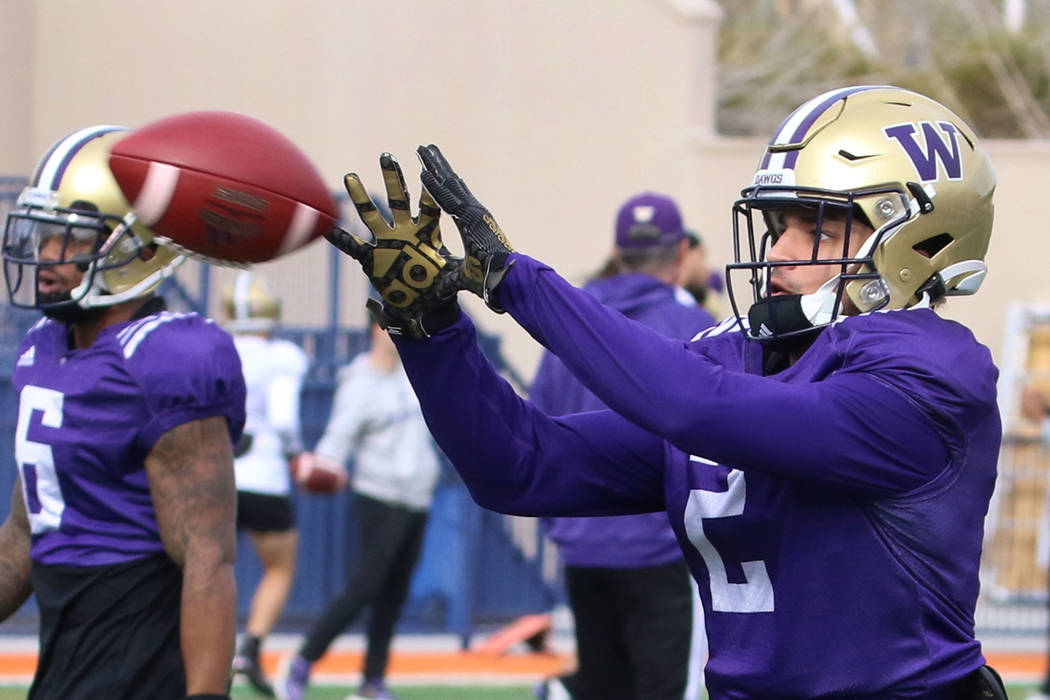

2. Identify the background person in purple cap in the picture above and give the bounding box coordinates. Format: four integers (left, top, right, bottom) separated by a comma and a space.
0, 126, 245, 700
327, 84, 1006, 699
531, 191, 714, 700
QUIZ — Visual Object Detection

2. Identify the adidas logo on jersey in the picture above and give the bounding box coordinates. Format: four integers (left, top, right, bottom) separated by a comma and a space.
16, 346, 35, 367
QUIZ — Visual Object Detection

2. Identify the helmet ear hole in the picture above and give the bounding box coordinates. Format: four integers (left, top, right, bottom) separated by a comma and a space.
912, 232, 954, 259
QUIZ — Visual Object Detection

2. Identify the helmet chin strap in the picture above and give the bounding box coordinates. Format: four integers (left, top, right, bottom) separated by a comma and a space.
747, 274, 841, 341
799, 276, 840, 327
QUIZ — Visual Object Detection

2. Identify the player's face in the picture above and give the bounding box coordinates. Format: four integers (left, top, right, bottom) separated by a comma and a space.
36, 233, 93, 295
765, 209, 871, 296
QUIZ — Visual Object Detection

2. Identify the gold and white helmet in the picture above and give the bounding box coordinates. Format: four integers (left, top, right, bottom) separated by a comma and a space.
2, 126, 185, 314
221, 270, 281, 333
728, 85, 996, 342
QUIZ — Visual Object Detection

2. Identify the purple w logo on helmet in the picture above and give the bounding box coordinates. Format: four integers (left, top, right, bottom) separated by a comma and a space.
883, 121, 964, 182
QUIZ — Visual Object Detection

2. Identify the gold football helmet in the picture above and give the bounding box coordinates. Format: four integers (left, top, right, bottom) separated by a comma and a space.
221, 270, 281, 333
728, 85, 996, 342
2, 125, 185, 316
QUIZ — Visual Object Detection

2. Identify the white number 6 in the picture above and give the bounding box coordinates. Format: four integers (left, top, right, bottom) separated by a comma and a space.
15, 385, 66, 534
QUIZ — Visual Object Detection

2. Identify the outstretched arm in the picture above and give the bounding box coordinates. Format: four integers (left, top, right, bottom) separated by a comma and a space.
394, 312, 667, 517
414, 147, 949, 494
146, 415, 237, 696
494, 254, 948, 494
327, 151, 666, 515
0, 479, 32, 620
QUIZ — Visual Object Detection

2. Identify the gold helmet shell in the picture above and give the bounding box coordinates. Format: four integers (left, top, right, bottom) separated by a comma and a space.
221, 270, 281, 333
3, 125, 185, 310
732, 85, 995, 335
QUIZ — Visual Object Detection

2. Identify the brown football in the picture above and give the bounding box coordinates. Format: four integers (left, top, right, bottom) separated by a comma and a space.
289, 453, 348, 495
108, 110, 337, 264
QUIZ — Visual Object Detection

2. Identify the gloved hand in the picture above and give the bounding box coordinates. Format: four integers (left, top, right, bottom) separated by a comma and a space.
416, 144, 515, 311
325, 152, 462, 338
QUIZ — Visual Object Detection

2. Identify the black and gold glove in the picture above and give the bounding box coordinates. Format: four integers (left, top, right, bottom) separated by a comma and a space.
325, 153, 460, 338
416, 144, 515, 311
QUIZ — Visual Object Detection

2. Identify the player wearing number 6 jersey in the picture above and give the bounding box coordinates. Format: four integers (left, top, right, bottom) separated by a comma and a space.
0, 125, 246, 700
328, 86, 1005, 699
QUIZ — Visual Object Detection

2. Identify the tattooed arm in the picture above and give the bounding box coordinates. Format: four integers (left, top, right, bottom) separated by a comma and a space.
0, 479, 32, 620
146, 416, 238, 696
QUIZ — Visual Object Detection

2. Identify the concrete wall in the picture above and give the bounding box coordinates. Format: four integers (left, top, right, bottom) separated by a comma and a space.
2, 0, 1042, 380
0, 3, 32, 173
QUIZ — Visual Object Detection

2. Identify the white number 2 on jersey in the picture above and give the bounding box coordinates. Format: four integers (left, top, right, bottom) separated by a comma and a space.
15, 385, 66, 534
684, 464, 774, 613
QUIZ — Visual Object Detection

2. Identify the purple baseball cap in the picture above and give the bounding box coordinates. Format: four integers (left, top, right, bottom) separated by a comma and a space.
614, 192, 686, 248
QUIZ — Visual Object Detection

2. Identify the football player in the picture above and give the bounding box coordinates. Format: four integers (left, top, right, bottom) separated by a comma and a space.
327, 85, 1007, 699
0, 125, 246, 700
223, 271, 309, 697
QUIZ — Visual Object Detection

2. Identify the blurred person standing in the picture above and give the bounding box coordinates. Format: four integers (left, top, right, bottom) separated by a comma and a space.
276, 317, 440, 700
532, 193, 715, 700
224, 272, 310, 697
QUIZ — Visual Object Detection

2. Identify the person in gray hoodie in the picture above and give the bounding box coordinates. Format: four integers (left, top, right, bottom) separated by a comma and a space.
276, 317, 440, 700
532, 192, 715, 700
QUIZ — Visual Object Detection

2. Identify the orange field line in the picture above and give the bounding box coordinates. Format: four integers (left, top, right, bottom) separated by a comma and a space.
985, 650, 1047, 676
278, 650, 571, 677
0, 650, 573, 679
0, 649, 1039, 680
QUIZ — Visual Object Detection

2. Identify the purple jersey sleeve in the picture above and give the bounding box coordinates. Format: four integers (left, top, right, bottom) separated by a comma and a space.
395, 313, 667, 516
123, 316, 246, 454
498, 254, 950, 494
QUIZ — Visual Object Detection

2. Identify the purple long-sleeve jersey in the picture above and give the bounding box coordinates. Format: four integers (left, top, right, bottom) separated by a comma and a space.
395, 255, 1000, 699
532, 272, 715, 569
11, 308, 246, 568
